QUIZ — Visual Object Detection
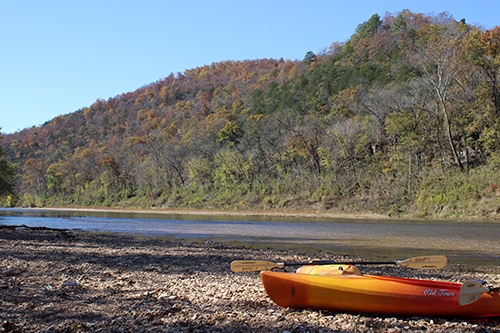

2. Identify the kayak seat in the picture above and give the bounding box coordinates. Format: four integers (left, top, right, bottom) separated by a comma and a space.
296, 264, 363, 276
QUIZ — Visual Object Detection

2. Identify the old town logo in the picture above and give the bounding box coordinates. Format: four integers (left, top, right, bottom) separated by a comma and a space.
424, 289, 455, 297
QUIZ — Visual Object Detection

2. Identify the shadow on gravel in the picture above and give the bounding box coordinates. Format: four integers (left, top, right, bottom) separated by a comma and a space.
1, 225, 499, 332
0, 225, 248, 274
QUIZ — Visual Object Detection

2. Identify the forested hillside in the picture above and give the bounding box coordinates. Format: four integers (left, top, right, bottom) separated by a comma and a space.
2, 10, 500, 219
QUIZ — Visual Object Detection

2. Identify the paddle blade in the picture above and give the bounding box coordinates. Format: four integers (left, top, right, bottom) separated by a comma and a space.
230, 260, 284, 272
397, 255, 447, 269
459, 280, 490, 306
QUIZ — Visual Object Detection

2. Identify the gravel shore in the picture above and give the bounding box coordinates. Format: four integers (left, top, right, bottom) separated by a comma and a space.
1, 226, 499, 332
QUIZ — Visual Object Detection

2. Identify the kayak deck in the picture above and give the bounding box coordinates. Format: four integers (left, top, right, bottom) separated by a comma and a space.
260, 266, 500, 318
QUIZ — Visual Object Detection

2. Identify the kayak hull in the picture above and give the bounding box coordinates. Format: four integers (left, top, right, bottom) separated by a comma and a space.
260, 268, 500, 318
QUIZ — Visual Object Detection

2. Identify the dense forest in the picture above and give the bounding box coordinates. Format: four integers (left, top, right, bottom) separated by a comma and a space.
2, 10, 500, 220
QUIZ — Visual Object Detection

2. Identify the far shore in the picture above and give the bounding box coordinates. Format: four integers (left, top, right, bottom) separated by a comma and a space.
8, 205, 500, 223
10, 206, 393, 220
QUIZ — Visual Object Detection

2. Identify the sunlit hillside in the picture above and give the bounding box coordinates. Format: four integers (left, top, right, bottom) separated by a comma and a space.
2, 10, 500, 220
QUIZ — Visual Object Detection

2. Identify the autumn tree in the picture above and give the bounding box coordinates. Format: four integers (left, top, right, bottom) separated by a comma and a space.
287, 115, 325, 175
382, 79, 439, 193
463, 26, 500, 152
21, 158, 46, 196
410, 20, 468, 171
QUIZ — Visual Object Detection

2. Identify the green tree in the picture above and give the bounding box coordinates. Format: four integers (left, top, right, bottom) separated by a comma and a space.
303, 51, 317, 66
355, 13, 382, 38
0, 133, 16, 198
217, 121, 244, 147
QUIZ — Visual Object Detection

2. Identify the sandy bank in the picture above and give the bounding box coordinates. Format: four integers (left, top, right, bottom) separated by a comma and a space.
1, 226, 498, 332
18, 206, 392, 220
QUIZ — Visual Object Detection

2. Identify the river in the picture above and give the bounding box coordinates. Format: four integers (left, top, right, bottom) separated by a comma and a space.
0, 208, 498, 268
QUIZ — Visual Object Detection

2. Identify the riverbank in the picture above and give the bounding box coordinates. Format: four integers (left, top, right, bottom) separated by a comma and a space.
1, 226, 499, 332
11, 205, 500, 223
16, 206, 393, 220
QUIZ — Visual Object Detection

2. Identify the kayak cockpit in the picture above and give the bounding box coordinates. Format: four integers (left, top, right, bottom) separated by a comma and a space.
296, 264, 363, 276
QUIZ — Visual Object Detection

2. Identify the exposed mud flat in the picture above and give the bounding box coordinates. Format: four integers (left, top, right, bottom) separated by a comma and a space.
0, 226, 499, 332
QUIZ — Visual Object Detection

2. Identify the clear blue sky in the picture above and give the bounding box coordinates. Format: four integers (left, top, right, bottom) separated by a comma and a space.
1, 0, 498, 134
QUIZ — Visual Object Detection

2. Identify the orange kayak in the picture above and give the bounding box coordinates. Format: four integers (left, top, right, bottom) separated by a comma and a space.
260, 265, 500, 318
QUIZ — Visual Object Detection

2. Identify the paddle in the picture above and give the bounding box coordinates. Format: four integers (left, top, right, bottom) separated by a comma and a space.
230, 255, 447, 272
459, 280, 498, 306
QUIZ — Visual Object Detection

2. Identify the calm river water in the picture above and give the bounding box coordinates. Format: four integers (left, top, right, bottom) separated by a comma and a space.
0, 208, 498, 268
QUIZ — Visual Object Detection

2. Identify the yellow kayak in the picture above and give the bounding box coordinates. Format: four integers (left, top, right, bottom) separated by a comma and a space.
260, 265, 500, 318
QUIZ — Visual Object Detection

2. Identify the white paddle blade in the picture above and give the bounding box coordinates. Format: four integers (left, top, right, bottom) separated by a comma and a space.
230, 260, 284, 272
459, 280, 490, 306
398, 255, 448, 269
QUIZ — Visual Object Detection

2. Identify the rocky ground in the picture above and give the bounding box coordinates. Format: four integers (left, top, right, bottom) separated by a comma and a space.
0, 226, 499, 332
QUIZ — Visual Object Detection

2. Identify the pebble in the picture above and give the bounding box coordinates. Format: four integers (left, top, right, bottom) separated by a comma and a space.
0, 226, 499, 332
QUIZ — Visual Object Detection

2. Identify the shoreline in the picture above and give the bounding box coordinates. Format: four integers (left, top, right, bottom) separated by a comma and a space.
17, 206, 393, 220
8, 205, 500, 224
1, 227, 499, 332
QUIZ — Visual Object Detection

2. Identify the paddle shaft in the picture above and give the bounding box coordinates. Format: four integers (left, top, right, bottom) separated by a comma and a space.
230, 255, 447, 272
260, 260, 409, 268
294, 260, 405, 266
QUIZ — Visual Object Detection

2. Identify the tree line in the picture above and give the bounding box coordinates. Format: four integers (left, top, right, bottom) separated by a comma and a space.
2, 10, 500, 219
